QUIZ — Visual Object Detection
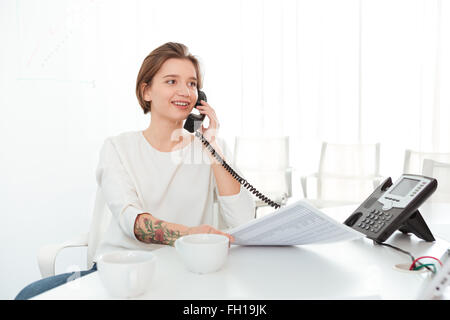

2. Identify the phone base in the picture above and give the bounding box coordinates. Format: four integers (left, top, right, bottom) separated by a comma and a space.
398, 209, 435, 242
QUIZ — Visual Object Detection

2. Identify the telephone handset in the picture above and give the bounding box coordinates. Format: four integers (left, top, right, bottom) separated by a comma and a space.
183, 90, 207, 133
183, 90, 281, 210
344, 174, 437, 243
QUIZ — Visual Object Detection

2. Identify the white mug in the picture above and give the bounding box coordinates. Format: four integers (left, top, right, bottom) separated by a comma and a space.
97, 250, 157, 298
175, 233, 229, 274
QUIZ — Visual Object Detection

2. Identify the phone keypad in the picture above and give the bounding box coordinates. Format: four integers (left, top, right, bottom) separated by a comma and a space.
357, 209, 392, 233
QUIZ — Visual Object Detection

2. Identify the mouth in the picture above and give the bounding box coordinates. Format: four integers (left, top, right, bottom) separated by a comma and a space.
171, 100, 191, 110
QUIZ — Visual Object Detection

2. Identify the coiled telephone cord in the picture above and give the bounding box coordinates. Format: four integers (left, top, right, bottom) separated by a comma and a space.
195, 131, 281, 210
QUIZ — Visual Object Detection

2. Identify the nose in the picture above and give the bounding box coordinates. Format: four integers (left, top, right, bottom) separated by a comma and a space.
176, 83, 191, 97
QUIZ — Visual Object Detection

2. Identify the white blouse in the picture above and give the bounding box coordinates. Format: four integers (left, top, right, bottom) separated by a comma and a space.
91, 131, 255, 262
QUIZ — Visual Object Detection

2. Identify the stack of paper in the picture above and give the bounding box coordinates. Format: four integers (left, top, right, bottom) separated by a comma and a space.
229, 200, 364, 246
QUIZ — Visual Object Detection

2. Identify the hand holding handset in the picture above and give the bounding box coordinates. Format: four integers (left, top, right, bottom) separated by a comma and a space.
184, 90, 281, 210
344, 174, 437, 243
183, 90, 207, 133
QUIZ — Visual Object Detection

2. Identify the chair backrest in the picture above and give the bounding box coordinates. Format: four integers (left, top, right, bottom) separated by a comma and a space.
422, 159, 450, 203
317, 142, 381, 203
86, 187, 112, 268
233, 136, 292, 203
403, 149, 450, 174
319, 142, 380, 177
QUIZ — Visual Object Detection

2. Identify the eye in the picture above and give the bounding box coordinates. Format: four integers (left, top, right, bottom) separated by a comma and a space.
189, 81, 197, 87
167, 80, 175, 84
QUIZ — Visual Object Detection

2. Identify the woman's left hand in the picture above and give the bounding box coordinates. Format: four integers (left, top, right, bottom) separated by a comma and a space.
196, 100, 220, 143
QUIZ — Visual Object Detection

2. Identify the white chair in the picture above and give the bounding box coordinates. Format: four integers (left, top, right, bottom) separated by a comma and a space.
37, 188, 112, 278
422, 159, 450, 203
421, 159, 450, 241
233, 136, 293, 217
403, 149, 450, 175
301, 142, 383, 209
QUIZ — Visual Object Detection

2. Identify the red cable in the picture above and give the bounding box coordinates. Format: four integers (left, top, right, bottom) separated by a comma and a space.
409, 256, 443, 270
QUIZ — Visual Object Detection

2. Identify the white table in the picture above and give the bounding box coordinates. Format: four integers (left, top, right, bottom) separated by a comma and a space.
417, 202, 450, 242
33, 204, 450, 300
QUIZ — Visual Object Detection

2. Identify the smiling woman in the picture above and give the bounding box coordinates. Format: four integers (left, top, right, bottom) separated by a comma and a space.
101, 41, 253, 254
14, 42, 255, 300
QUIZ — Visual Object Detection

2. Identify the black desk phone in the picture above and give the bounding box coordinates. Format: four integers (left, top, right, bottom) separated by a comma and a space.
183, 90, 281, 209
344, 174, 437, 243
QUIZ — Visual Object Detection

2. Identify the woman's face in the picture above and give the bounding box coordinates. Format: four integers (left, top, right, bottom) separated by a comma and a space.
143, 58, 198, 122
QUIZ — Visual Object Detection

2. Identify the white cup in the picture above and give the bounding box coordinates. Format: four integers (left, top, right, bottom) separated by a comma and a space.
175, 234, 229, 274
97, 250, 157, 298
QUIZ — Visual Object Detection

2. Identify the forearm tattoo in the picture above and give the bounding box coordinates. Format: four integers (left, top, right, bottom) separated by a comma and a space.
134, 216, 183, 246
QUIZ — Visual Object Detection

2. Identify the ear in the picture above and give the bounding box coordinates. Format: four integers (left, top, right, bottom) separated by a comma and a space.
141, 82, 151, 102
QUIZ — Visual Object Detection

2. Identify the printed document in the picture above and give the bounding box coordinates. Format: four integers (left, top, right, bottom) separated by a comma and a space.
229, 200, 364, 245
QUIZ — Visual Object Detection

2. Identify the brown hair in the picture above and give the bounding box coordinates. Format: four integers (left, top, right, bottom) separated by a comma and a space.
136, 42, 203, 114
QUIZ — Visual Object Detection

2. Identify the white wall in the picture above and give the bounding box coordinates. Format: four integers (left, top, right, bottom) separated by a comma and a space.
0, 0, 147, 299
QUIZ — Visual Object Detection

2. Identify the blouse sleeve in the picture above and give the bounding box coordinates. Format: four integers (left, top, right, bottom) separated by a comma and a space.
95, 138, 143, 241
213, 138, 255, 228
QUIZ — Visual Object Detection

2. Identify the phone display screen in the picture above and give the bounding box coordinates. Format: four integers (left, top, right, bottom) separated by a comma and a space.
389, 178, 420, 197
